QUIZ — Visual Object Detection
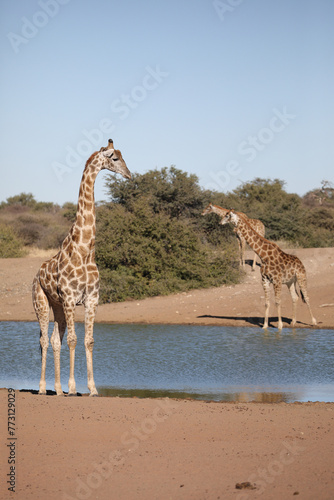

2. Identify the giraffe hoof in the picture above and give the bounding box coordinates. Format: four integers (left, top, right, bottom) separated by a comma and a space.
67, 393, 77, 397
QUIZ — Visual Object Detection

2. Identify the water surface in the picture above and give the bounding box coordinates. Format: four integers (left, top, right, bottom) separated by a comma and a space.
0, 322, 333, 402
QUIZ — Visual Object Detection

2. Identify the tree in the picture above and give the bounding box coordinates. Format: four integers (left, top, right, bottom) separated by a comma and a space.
105, 166, 207, 219
2, 192, 37, 208
303, 180, 334, 207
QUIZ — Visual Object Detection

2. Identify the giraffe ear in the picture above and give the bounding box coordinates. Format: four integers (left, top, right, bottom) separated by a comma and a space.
102, 149, 115, 158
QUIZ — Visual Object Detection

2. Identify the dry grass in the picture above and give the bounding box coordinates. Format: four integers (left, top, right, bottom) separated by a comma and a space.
274, 239, 301, 250
25, 247, 59, 258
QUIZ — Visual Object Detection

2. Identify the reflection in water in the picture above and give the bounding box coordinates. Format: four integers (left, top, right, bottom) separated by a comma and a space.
0, 322, 333, 402
233, 391, 292, 403
98, 387, 295, 403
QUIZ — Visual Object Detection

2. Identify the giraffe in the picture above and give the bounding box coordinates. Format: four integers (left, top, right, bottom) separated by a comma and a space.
32, 139, 131, 396
220, 209, 317, 330
202, 203, 265, 271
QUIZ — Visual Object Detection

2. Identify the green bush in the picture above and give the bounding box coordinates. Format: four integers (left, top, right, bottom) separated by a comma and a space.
0, 224, 25, 257
96, 199, 240, 302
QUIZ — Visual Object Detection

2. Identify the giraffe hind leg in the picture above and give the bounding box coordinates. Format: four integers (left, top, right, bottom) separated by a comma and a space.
297, 275, 317, 326
63, 302, 77, 396
287, 280, 299, 328
32, 276, 50, 395
84, 298, 99, 396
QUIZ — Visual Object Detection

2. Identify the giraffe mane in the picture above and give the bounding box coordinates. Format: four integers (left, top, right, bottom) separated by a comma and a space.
233, 211, 279, 248
85, 151, 99, 166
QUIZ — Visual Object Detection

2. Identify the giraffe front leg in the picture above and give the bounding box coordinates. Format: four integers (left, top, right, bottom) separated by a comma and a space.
39, 333, 49, 395
277, 305, 283, 331
240, 237, 246, 269
64, 303, 77, 396
273, 282, 283, 330
262, 277, 271, 329
252, 252, 257, 272
84, 298, 98, 396
51, 324, 63, 396
50, 305, 67, 396
236, 234, 244, 269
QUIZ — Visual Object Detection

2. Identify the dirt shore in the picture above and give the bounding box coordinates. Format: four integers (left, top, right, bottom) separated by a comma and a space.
1, 247, 334, 328
0, 248, 334, 499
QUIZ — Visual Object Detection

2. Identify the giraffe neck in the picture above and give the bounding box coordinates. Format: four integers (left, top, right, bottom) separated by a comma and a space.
72, 154, 101, 247
236, 216, 275, 260
212, 205, 228, 217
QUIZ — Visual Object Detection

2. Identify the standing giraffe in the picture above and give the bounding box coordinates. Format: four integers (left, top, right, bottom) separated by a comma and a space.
221, 209, 317, 330
32, 139, 131, 396
202, 203, 265, 271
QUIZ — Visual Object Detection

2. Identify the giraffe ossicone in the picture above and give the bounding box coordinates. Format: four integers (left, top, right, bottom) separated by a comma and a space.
32, 140, 131, 396
220, 209, 317, 330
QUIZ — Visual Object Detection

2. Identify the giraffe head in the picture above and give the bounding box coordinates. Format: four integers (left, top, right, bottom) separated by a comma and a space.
201, 203, 214, 216
220, 209, 238, 226
98, 139, 131, 179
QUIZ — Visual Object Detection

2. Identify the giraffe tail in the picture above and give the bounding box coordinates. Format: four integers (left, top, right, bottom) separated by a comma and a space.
295, 282, 307, 304
300, 289, 307, 304
39, 331, 42, 358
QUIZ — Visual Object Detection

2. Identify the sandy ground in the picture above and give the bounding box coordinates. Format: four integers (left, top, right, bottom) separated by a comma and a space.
0, 390, 333, 499
0, 248, 334, 499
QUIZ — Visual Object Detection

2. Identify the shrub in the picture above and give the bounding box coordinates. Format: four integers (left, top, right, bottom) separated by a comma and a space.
15, 215, 44, 246
0, 224, 25, 257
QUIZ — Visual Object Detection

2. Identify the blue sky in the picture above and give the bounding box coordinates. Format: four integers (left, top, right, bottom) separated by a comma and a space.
1, 0, 333, 205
